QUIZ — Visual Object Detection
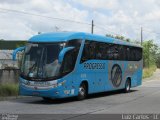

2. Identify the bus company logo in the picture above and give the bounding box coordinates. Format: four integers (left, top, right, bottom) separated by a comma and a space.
84, 63, 105, 70
111, 64, 122, 87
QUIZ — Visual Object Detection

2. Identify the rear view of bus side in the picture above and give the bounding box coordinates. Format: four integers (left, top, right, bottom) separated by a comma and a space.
13, 32, 143, 100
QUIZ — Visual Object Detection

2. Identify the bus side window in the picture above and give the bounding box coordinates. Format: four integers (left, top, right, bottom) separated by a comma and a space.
89, 42, 96, 59
113, 45, 119, 60
61, 50, 77, 74
103, 43, 109, 59
137, 48, 142, 61
107, 44, 119, 60
81, 40, 96, 63
118, 45, 125, 60
126, 47, 130, 61
133, 47, 142, 61
66, 39, 82, 48
107, 44, 114, 60
95, 42, 103, 59
81, 42, 89, 62
130, 47, 134, 61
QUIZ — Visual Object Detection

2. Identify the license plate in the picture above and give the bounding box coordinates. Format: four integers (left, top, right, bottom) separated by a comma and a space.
33, 82, 50, 86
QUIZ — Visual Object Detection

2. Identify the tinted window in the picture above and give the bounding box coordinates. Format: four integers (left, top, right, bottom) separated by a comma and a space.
61, 50, 76, 74
66, 39, 81, 48
95, 42, 107, 59
129, 47, 142, 61
81, 40, 96, 63
61, 39, 82, 73
80, 40, 142, 63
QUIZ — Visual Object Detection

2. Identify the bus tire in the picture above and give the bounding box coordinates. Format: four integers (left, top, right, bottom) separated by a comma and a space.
124, 79, 131, 93
77, 83, 87, 100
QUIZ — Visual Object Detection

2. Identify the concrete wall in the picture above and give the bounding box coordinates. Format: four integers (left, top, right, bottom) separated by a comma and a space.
0, 69, 19, 84
0, 50, 21, 84
0, 59, 18, 69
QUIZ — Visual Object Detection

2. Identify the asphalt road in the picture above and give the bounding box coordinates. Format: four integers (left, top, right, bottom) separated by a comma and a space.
0, 70, 160, 119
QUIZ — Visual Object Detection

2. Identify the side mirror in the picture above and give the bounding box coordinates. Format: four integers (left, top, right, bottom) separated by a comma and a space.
12, 46, 25, 61
58, 47, 75, 64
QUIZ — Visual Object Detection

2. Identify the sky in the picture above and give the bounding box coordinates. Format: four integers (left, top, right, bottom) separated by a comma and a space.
0, 0, 160, 44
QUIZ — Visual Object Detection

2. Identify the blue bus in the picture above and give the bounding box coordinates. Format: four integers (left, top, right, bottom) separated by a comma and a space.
13, 32, 143, 100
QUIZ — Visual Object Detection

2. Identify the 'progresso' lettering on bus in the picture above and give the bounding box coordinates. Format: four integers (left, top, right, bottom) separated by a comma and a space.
84, 63, 105, 69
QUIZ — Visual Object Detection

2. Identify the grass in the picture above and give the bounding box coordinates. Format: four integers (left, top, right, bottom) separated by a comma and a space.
0, 84, 19, 97
143, 65, 157, 79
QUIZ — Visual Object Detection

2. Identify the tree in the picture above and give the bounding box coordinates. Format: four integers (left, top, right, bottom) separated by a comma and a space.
142, 40, 158, 68
106, 34, 131, 42
106, 34, 114, 38
156, 50, 160, 68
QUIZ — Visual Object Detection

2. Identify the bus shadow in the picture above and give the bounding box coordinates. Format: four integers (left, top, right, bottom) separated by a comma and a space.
21, 89, 138, 105
87, 89, 137, 100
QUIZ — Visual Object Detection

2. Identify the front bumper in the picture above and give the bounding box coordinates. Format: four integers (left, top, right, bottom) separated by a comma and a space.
19, 77, 67, 98
19, 77, 77, 98
19, 84, 64, 98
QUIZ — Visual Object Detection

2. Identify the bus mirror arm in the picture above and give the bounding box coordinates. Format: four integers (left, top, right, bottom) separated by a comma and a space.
12, 46, 25, 61
58, 47, 75, 64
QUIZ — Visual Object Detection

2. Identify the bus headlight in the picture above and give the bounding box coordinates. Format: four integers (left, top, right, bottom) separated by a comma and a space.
52, 80, 66, 88
58, 80, 66, 86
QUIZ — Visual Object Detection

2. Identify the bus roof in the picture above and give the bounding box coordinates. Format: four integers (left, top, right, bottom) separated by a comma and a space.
29, 32, 142, 48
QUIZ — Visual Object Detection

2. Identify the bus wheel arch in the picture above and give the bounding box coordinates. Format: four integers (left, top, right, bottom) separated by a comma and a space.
124, 77, 131, 93
77, 81, 88, 100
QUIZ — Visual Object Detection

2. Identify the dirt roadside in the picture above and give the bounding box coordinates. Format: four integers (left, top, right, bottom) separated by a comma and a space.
143, 69, 160, 82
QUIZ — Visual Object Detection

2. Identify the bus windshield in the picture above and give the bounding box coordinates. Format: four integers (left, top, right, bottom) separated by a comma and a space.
21, 42, 65, 80
21, 39, 82, 80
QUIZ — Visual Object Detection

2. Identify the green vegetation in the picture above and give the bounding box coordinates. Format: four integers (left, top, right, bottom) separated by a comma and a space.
143, 65, 157, 79
142, 40, 159, 79
106, 34, 131, 42
0, 84, 19, 97
156, 52, 160, 68
0, 40, 26, 50
142, 40, 158, 68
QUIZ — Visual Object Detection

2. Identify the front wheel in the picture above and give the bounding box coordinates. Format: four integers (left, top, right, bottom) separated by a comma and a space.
77, 83, 87, 100
124, 79, 131, 93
